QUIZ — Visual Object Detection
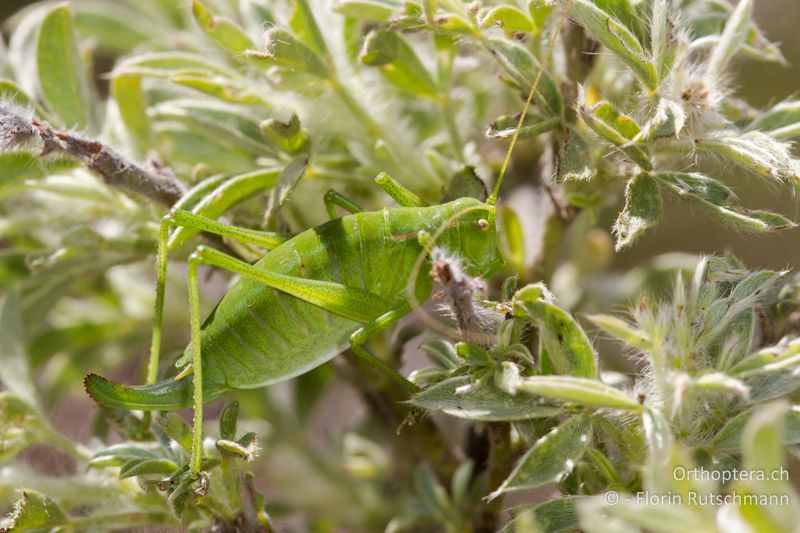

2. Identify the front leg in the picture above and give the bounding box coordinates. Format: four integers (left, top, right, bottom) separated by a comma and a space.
350, 307, 421, 395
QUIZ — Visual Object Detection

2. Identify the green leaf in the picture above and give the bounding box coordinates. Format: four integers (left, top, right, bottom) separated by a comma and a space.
36, 4, 95, 130
191, 1, 255, 55
170, 74, 268, 106
631, 98, 685, 143
513, 284, 597, 378
89, 444, 159, 468
360, 30, 437, 97
419, 338, 459, 369
219, 401, 239, 441
0, 79, 47, 116
654, 172, 734, 206
73, 2, 160, 53
119, 458, 179, 479
0, 392, 40, 464
3, 489, 68, 531
502, 496, 587, 533
696, 131, 799, 184
578, 95, 651, 169
706, 0, 752, 79
739, 401, 800, 530
111, 73, 150, 156
441, 166, 487, 202
290, 0, 329, 57
527, 0, 555, 35
732, 348, 800, 402
260, 114, 309, 154
263, 156, 308, 225
156, 412, 193, 450
586, 313, 650, 350
245, 28, 329, 78
750, 100, 800, 139
517, 376, 641, 411
410, 376, 564, 421
489, 415, 591, 498
333, 0, 398, 22
0, 292, 39, 411
481, 6, 535, 33
489, 37, 562, 117
713, 405, 800, 452
455, 342, 493, 366
495, 361, 522, 395
151, 99, 273, 158
568, 0, 657, 90
486, 113, 560, 140
556, 130, 594, 182
613, 173, 662, 250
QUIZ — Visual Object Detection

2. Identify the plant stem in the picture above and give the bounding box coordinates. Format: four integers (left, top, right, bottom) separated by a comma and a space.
0, 104, 185, 206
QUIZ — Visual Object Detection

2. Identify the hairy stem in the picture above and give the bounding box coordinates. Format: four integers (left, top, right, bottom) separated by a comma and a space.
0, 103, 185, 206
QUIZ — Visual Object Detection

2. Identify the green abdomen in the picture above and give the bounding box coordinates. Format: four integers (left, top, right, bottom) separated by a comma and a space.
199, 206, 437, 390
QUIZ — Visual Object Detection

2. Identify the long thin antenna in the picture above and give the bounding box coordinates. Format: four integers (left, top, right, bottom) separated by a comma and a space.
487, 0, 573, 206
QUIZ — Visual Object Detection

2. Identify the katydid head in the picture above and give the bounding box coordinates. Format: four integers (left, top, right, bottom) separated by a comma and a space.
438, 197, 504, 278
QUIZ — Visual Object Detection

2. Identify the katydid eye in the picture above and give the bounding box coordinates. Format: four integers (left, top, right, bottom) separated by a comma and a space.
477, 218, 490, 231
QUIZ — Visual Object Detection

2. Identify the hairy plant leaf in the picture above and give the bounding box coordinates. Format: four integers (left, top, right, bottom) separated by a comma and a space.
0, 292, 39, 410
587, 313, 650, 350
568, 0, 656, 90
750, 100, 800, 139
0, 392, 40, 464
481, 6, 534, 33
578, 96, 651, 169
502, 496, 587, 533
489, 37, 562, 116
192, 0, 255, 54
733, 350, 800, 402
487, 113, 560, 140
513, 284, 597, 378
489, 414, 591, 498
89, 444, 160, 468
517, 376, 640, 410
556, 130, 594, 182
360, 30, 437, 97
697, 131, 799, 185
614, 173, 662, 250
410, 376, 563, 421
713, 404, 800, 452
654, 172, 734, 205
246, 28, 329, 78
156, 412, 193, 450
263, 156, 308, 225
111, 73, 150, 156
290, 0, 329, 57
260, 114, 309, 154
119, 458, 179, 479
419, 338, 459, 369
705, 0, 752, 79
3, 489, 68, 531
73, 2, 160, 53
739, 401, 800, 529
333, 0, 398, 21
36, 4, 95, 131
632, 99, 685, 143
